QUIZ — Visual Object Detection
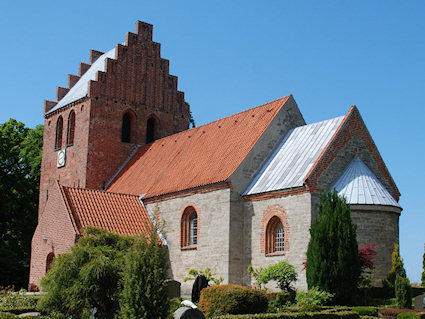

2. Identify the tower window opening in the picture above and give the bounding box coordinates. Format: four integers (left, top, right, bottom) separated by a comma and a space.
122, 113, 131, 143
146, 117, 156, 144
55, 116, 63, 150
66, 110, 75, 146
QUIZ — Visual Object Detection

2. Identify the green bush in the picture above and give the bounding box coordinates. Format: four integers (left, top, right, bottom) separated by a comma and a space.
296, 287, 334, 312
0, 288, 39, 308
0, 313, 17, 319
258, 261, 297, 295
199, 284, 268, 317
384, 244, 407, 288
306, 191, 360, 305
119, 233, 169, 319
38, 228, 134, 319
351, 307, 378, 317
267, 292, 294, 313
167, 297, 183, 319
395, 276, 412, 309
397, 313, 421, 319
0, 307, 37, 314
214, 310, 361, 319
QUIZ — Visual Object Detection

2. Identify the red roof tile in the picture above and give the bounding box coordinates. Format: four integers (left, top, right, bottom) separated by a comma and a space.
107, 96, 291, 197
59, 185, 154, 237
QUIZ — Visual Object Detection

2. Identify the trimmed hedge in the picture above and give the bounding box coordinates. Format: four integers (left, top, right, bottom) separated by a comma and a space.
0, 313, 16, 319
0, 307, 37, 314
351, 307, 378, 317
199, 284, 268, 317
378, 309, 423, 319
397, 313, 425, 319
215, 310, 361, 319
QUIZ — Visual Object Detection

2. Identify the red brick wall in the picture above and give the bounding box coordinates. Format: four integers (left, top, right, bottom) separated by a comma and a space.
30, 182, 77, 288
39, 21, 190, 214
305, 106, 400, 201
39, 100, 90, 218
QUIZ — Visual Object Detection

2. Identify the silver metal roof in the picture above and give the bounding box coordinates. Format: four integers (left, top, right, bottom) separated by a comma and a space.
331, 156, 400, 207
244, 116, 344, 195
47, 48, 116, 114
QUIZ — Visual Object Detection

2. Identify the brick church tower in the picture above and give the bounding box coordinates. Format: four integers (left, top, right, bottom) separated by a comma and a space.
38, 21, 190, 217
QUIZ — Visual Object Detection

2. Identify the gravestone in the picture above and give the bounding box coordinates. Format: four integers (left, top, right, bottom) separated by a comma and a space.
414, 294, 425, 310
165, 279, 181, 298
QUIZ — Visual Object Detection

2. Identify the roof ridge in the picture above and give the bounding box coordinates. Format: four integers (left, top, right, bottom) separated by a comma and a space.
61, 184, 141, 198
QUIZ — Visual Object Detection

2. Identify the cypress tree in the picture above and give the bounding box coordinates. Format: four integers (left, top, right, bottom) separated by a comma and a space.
384, 243, 406, 288
422, 252, 425, 287
306, 190, 360, 305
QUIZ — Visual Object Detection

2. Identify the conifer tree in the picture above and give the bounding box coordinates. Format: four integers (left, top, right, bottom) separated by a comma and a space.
421, 248, 425, 287
384, 243, 406, 288
306, 191, 360, 305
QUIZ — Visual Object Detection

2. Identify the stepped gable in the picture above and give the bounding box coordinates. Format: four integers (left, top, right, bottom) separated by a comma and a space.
331, 156, 400, 207
244, 115, 345, 196
44, 21, 187, 117
107, 96, 291, 198
59, 184, 156, 237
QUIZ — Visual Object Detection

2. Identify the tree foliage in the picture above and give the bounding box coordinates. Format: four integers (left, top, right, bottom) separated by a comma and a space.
39, 228, 134, 319
39, 227, 170, 319
306, 190, 360, 305
184, 267, 224, 286
0, 119, 43, 289
258, 261, 298, 294
395, 275, 412, 309
421, 249, 425, 287
119, 232, 169, 319
384, 243, 406, 288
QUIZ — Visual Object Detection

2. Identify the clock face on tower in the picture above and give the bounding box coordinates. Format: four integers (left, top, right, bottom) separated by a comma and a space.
57, 149, 66, 168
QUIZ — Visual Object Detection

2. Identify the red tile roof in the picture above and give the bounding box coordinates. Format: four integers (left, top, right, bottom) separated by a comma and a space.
107, 96, 291, 197
59, 185, 155, 237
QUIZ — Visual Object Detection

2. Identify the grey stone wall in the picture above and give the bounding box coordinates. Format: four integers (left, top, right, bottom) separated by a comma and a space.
146, 188, 231, 297
230, 96, 306, 194
244, 192, 312, 291
317, 136, 395, 197
350, 205, 401, 283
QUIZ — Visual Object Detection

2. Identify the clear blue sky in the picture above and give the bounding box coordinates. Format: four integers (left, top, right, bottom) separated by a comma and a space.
1, 1, 424, 282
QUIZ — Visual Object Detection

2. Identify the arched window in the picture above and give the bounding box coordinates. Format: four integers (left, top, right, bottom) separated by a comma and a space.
266, 216, 285, 254
189, 212, 198, 246
122, 113, 131, 143
66, 110, 75, 146
146, 117, 156, 144
55, 116, 63, 150
45, 252, 55, 273
181, 206, 198, 248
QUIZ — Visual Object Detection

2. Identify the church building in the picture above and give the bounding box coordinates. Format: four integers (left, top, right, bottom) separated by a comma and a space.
30, 21, 402, 295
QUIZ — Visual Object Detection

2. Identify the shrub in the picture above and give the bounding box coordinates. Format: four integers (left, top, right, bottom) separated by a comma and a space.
422, 252, 425, 287
384, 244, 407, 288
184, 268, 224, 285
378, 308, 422, 319
167, 297, 183, 319
397, 313, 421, 319
38, 227, 134, 318
0, 288, 39, 308
395, 276, 412, 309
213, 310, 361, 319
306, 191, 360, 305
296, 287, 334, 312
0, 312, 17, 319
119, 233, 169, 319
199, 284, 268, 317
248, 265, 265, 289
258, 261, 297, 300
351, 306, 378, 316
267, 292, 294, 313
